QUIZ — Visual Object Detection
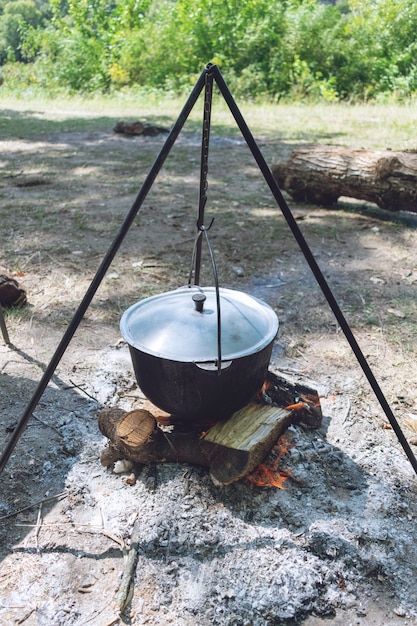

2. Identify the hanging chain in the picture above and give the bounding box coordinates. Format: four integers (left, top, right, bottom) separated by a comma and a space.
192, 66, 214, 285
198, 71, 213, 227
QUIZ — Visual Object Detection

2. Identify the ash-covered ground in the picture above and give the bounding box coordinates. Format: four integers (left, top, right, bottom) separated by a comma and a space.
1, 340, 416, 626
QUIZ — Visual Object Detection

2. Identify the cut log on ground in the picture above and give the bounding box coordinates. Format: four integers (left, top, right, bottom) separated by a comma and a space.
98, 371, 322, 486
98, 408, 209, 469
113, 121, 169, 136
271, 146, 417, 212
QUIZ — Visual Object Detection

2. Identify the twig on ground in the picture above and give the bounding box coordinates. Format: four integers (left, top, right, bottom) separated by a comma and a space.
14, 522, 125, 548
0, 491, 68, 521
79, 600, 119, 626
31, 412, 62, 434
342, 398, 352, 423
16, 605, 37, 624
34, 503, 43, 553
43, 251, 67, 267
67, 379, 100, 403
1, 170, 24, 180
115, 515, 141, 614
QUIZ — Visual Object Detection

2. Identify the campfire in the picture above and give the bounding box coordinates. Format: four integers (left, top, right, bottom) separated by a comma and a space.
98, 370, 322, 486
244, 435, 293, 489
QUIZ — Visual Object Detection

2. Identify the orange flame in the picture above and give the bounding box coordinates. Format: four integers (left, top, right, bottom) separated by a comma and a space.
245, 435, 293, 489
255, 379, 271, 402
285, 401, 308, 412
285, 394, 321, 412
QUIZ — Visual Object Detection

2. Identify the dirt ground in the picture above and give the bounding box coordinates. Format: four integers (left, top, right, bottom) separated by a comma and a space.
1, 103, 417, 626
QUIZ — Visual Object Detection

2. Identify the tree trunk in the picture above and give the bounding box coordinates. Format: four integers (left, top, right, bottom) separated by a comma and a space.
271, 146, 417, 212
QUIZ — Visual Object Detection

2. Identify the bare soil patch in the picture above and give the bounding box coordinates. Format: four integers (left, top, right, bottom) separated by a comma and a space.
1, 103, 417, 626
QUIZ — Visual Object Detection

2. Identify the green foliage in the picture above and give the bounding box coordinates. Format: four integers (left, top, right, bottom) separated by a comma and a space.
1, 0, 417, 101
0, 0, 44, 63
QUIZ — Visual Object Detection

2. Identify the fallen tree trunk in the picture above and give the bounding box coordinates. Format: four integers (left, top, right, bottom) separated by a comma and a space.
271, 146, 417, 212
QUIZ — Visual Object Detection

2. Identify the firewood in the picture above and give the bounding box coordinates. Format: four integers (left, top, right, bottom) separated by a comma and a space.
116, 409, 157, 449
115, 515, 141, 615
264, 370, 322, 428
98, 407, 210, 468
98, 372, 322, 485
99, 404, 291, 486
271, 146, 417, 212
200, 403, 292, 485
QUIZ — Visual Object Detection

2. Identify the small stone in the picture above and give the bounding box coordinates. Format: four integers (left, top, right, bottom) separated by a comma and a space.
113, 459, 134, 474
393, 606, 407, 617
231, 265, 245, 277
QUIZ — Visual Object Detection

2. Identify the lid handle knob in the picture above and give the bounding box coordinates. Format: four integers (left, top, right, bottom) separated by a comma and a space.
192, 293, 206, 313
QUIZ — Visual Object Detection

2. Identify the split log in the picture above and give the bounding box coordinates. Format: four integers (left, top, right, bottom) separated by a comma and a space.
200, 404, 291, 485
271, 146, 417, 212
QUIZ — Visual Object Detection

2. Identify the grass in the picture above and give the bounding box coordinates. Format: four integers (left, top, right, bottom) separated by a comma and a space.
1, 92, 417, 149
1, 90, 417, 365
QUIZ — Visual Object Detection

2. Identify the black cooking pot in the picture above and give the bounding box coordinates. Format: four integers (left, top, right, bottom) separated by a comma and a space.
120, 285, 278, 421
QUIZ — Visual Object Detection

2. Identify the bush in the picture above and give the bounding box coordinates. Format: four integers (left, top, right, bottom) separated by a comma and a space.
0, 0, 43, 63
1, 0, 417, 101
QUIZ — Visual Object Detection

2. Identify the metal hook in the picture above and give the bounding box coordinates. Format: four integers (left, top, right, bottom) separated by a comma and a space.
198, 217, 215, 232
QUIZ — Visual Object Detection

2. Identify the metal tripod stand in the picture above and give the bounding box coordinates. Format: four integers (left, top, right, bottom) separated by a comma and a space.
1, 63, 416, 477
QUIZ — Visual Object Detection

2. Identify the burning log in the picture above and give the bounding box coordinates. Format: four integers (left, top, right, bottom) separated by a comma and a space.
98, 371, 322, 486
271, 146, 417, 212
245, 436, 293, 489
200, 403, 292, 485
263, 370, 322, 428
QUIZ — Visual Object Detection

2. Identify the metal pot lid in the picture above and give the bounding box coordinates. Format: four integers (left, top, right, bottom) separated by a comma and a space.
120, 285, 279, 362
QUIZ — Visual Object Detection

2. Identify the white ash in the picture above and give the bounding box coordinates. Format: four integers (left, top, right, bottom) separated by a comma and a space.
1, 345, 417, 626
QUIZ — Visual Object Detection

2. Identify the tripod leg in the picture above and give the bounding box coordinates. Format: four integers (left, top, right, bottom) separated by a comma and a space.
0, 305, 10, 345
0, 66, 209, 475
212, 64, 417, 477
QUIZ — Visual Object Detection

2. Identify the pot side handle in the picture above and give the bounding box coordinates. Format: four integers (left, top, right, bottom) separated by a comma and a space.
195, 360, 232, 372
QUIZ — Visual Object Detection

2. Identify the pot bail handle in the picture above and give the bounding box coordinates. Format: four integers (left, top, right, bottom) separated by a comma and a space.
188, 222, 222, 376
